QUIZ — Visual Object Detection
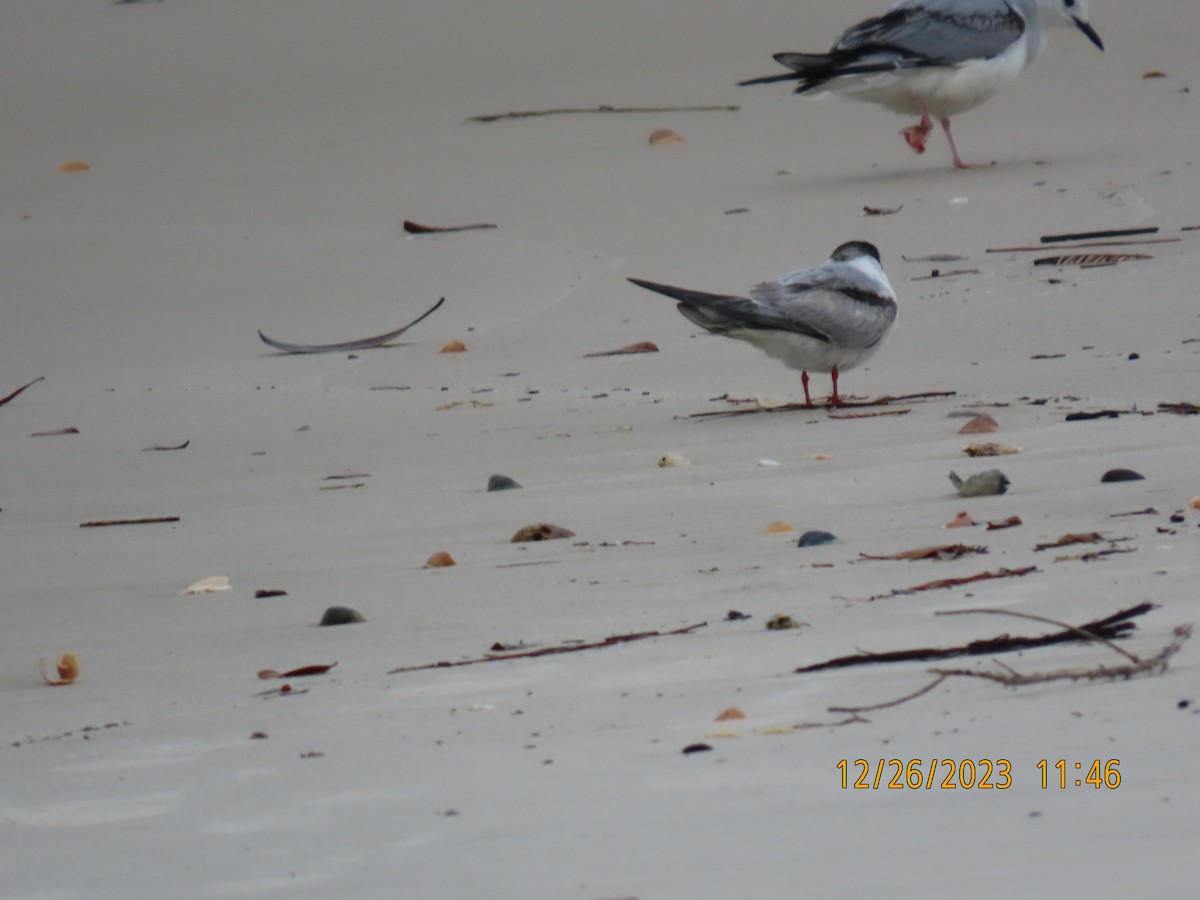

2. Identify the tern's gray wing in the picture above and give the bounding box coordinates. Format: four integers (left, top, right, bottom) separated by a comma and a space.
834, 0, 1025, 67
748, 266, 896, 351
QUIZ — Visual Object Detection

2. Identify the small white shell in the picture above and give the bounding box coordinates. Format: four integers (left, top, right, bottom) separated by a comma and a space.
183, 575, 231, 595
658, 452, 692, 468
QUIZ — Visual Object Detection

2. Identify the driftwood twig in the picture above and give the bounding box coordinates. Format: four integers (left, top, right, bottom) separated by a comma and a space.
470, 104, 740, 122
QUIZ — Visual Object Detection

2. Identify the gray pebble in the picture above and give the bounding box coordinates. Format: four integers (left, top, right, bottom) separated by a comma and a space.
319, 606, 365, 626
950, 469, 1010, 497
1101, 468, 1144, 483
798, 530, 837, 547
487, 474, 522, 492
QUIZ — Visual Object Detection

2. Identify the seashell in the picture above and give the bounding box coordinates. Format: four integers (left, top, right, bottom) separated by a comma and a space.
811, 453, 833, 460
797, 530, 836, 547
425, 551, 456, 568
763, 521, 794, 533
319, 606, 365, 626
958, 414, 999, 434
658, 452, 692, 468
757, 458, 780, 467
964, 442, 1020, 457
39, 652, 80, 686
950, 469, 1009, 497
183, 575, 231, 595
1101, 468, 1144, 483
58, 160, 90, 173
487, 474, 522, 491
945, 511, 977, 529
439, 340, 467, 353
1192, 497, 1200, 510
766, 614, 802, 631
715, 707, 747, 722
648, 128, 683, 146
511, 523, 576, 542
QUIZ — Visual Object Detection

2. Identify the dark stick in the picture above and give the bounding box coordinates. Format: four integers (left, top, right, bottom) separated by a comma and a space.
79, 516, 181, 528
0, 377, 45, 408
470, 104, 740, 122
1040, 226, 1158, 243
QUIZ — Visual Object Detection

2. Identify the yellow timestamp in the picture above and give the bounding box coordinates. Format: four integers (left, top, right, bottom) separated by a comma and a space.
1037, 759, 1121, 789
836, 758, 1012, 790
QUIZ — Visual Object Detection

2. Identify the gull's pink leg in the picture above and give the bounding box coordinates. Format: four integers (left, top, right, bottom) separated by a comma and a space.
901, 114, 933, 154
801, 370, 814, 408
940, 117, 994, 170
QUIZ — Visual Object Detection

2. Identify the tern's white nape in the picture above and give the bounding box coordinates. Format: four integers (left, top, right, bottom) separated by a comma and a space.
628, 241, 897, 408
739, 0, 1104, 169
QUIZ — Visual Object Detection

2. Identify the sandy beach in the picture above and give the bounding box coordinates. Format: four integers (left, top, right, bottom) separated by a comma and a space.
3, 1, 1199, 897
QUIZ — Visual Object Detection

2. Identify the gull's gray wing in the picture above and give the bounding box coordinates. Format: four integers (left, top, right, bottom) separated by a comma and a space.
834, 0, 1025, 66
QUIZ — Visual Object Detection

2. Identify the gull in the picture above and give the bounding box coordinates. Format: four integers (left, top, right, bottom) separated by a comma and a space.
738, 0, 1104, 169
628, 241, 896, 408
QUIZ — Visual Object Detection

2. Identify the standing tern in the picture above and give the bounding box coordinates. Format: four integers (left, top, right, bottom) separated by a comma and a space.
628, 241, 897, 408
739, 0, 1104, 169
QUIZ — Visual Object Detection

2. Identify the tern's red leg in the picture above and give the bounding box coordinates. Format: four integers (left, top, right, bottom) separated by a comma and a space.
940, 117, 994, 170
801, 370, 814, 408
901, 114, 933, 154
829, 366, 844, 407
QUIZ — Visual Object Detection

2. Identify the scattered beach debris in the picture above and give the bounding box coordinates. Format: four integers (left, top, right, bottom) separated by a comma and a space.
31, 427, 79, 437
690, 390, 955, 419
910, 268, 981, 281
436, 399, 494, 411
758, 458, 781, 466
1102, 468, 1145, 483
1158, 401, 1200, 415
763, 521, 794, 534
649, 128, 683, 145
987, 237, 1178, 253
964, 442, 1020, 457
658, 452, 691, 468
439, 340, 467, 353
986, 516, 1023, 530
861, 544, 987, 562
1193, 497, 1200, 509
79, 516, 181, 528
958, 414, 998, 434
0, 376, 44, 408
863, 204, 902, 216
183, 576, 231, 595
487, 474, 522, 492
861, 565, 1036, 602
254, 684, 307, 699
39, 652, 80, 686
725, 610, 750, 621
901, 254, 968, 263
1065, 409, 1123, 421
142, 439, 189, 451
766, 614, 803, 630
583, 341, 659, 357
388, 621, 708, 673
511, 523, 575, 542
945, 511, 977, 528
258, 663, 337, 680
258, 297, 445, 354
1030, 352, 1066, 359
403, 220, 496, 235
319, 606, 365, 626
1041, 226, 1159, 243
1142, 70, 1168, 79
800, 603, 1154, 673
255, 589, 288, 598
324, 472, 370, 481
798, 530, 837, 548
58, 160, 90, 172
950, 469, 1009, 497
1034, 532, 1106, 551
1034, 252, 1153, 268
469, 104, 739, 123
681, 743, 714, 755
724, 207, 750, 215
425, 551, 456, 568
715, 707, 747, 721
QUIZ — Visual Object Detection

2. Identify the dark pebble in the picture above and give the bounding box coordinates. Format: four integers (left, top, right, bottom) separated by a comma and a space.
798, 530, 837, 547
319, 606, 365, 626
1171, 513, 1185, 524
1101, 468, 1145, 483
487, 474, 522, 492
725, 609, 751, 621
1128, 352, 1140, 360
681, 743, 713, 755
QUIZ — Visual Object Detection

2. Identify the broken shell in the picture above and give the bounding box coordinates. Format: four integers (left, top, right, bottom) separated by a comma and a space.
763, 521, 794, 533
964, 442, 1021, 457
487, 474, 522, 491
39, 652, 80, 686
648, 128, 683, 146
425, 551, 456, 568
958, 414, 999, 434
183, 575, 231, 595
511, 523, 576, 542
319, 606, 365, 626
1101, 468, 1144, 483
1192, 497, 1200, 509
658, 452, 691, 468
439, 340, 467, 353
945, 511, 977, 529
715, 707, 747, 722
58, 160, 90, 173
757, 458, 780, 467
950, 469, 1010, 497
766, 614, 802, 631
